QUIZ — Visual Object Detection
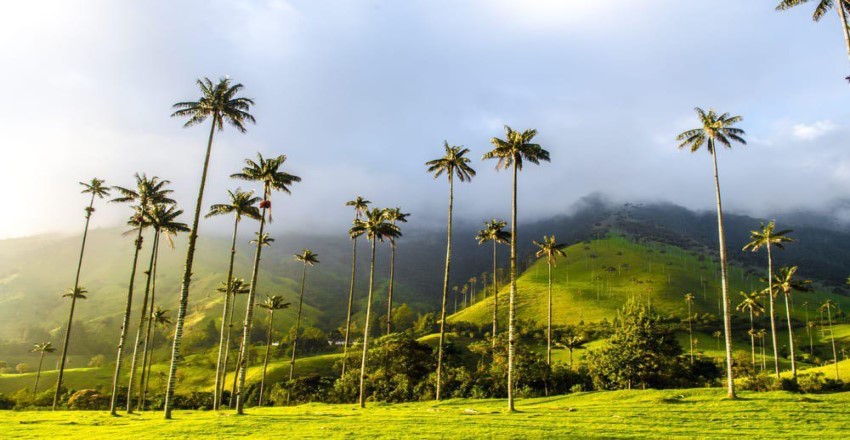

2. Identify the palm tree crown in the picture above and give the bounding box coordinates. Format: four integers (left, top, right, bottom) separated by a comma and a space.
737, 291, 766, 316
171, 77, 255, 132
231, 154, 301, 221
476, 219, 511, 246
32, 342, 56, 355
426, 141, 476, 182
743, 221, 794, 253
482, 125, 551, 170
350, 208, 402, 242
258, 295, 290, 312
63, 287, 88, 300
771, 266, 812, 295
533, 235, 566, 265
346, 196, 371, 219
776, 0, 846, 21
677, 108, 746, 154
294, 249, 320, 266
206, 188, 262, 222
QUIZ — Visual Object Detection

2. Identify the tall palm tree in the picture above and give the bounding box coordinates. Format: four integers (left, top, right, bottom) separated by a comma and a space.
426, 141, 476, 401
533, 235, 566, 366
109, 174, 175, 414
289, 249, 320, 382
350, 208, 401, 408
736, 291, 766, 368
771, 266, 811, 380
756, 328, 768, 371
383, 208, 410, 335
231, 153, 300, 415
257, 295, 290, 406
743, 221, 793, 378
31, 342, 56, 394
677, 108, 745, 399
222, 278, 251, 409
205, 189, 261, 410
341, 196, 370, 378
684, 293, 696, 364
819, 299, 840, 379
483, 125, 550, 411
141, 306, 171, 409
562, 336, 585, 371
776, 0, 850, 65
53, 178, 109, 410
164, 77, 255, 419
476, 219, 510, 348
53, 287, 87, 406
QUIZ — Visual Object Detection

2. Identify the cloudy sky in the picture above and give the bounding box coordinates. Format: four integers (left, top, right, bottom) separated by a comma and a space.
1, 0, 849, 239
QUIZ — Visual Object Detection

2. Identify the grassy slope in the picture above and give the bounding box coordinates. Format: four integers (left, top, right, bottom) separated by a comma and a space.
4, 389, 850, 438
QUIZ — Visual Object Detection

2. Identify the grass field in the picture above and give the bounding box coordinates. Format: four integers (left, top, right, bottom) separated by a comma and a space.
3, 388, 850, 438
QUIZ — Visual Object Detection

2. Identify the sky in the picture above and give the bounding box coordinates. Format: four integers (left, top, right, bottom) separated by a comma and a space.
1, 0, 849, 239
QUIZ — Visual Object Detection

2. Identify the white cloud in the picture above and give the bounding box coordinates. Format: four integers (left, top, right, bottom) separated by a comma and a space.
792, 120, 837, 141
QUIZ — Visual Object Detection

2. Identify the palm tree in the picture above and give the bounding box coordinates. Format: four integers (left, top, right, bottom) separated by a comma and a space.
31, 342, 56, 394
476, 219, 510, 348
53, 287, 87, 405
483, 125, 550, 410
426, 141, 476, 401
807, 320, 817, 354
756, 329, 768, 371
109, 174, 175, 414
684, 293, 696, 364
776, 0, 850, 65
819, 299, 840, 379
770, 266, 811, 380
677, 108, 746, 399
289, 249, 320, 382
350, 208, 401, 408
736, 291, 766, 368
206, 189, 261, 410
221, 278, 251, 409
141, 306, 171, 409
562, 336, 585, 371
341, 196, 370, 378
533, 235, 566, 366
164, 77, 255, 419
231, 153, 300, 415
743, 220, 793, 378
53, 178, 109, 410
383, 208, 410, 335
257, 295, 290, 406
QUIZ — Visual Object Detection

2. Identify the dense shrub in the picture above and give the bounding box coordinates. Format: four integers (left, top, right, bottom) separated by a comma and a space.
0, 393, 14, 410
269, 375, 335, 406
68, 389, 109, 410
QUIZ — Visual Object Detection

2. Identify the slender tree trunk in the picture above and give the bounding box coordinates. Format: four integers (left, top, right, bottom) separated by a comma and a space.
710, 149, 736, 399
127, 230, 159, 412
783, 292, 797, 380
229, 336, 243, 408
809, 324, 814, 355
289, 263, 308, 382
222, 291, 239, 408
235, 206, 268, 414
760, 335, 766, 371
507, 160, 518, 411
837, 2, 850, 65
546, 259, 552, 367
341, 235, 358, 379
766, 245, 780, 378
143, 325, 157, 409
110, 226, 145, 415
164, 120, 217, 419
827, 307, 839, 380
492, 241, 499, 349
258, 310, 274, 406
436, 174, 454, 401
140, 240, 161, 410
34, 351, 46, 394
358, 238, 377, 408
749, 310, 755, 368
54, 193, 96, 410
387, 241, 396, 335
213, 218, 240, 410
688, 302, 694, 364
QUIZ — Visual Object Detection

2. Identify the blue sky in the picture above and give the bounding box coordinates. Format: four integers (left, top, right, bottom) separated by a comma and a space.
1, 0, 849, 239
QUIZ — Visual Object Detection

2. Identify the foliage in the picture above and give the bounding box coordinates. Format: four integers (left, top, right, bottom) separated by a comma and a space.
67, 389, 109, 410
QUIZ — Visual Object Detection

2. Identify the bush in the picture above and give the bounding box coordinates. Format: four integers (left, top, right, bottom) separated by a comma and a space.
0, 393, 14, 410
268, 375, 334, 406
68, 389, 109, 410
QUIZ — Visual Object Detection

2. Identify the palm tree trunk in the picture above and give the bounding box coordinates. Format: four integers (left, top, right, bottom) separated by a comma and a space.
110, 226, 145, 415
54, 193, 96, 410
143, 325, 157, 409
710, 148, 736, 399
341, 235, 358, 379
163, 119, 217, 419
836, 2, 850, 65
546, 259, 552, 367
140, 241, 161, 410
688, 302, 694, 364
766, 245, 780, 378
34, 351, 45, 394
827, 307, 839, 380
507, 160, 518, 411
491, 241, 499, 349
436, 174, 454, 401
749, 310, 756, 368
386, 240, 396, 335
289, 263, 308, 382
229, 336, 243, 408
358, 237, 377, 408
127, 230, 159, 413
258, 310, 274, 406
213, 217, 240, 410
222, 292, 239, 408
235, 205, 268, 415
783, 292, 797, 380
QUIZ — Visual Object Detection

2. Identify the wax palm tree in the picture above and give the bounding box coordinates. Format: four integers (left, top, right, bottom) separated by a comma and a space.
819, 299, 840, 379
776, 0, 850, 65
426, 141, 476, 401
32, 342, 56, 394
476, 219, 511, 348
533, 235, 566, 366
221, 278, 251, 409
205, 189, 261, 409
756, 328, 768, 371
341, 196, 370, 378
736, 291, 766, 368
163, 77, 254, 419
561, 336, 585, 371
769, 266, 811, 380
141, 306, 171, 409
807, 320, 817, 354
350, 208, 401, 408
257, 296, 290, 406
231, 153, 300, 414
289, 249, 320, 382
53, 178, 109, 410
684, 293, 696, 364
383, 208, 410, 335
483, 125, 550, 410
109, 174, 174, 414
743, 220, 793, 378
677, 108, 746, 399
53, 287, 88, 405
